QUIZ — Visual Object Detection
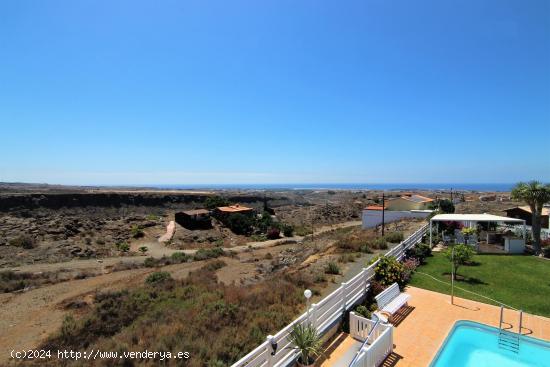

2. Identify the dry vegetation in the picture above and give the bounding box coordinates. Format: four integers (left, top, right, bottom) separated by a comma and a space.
25, 263, 315, 367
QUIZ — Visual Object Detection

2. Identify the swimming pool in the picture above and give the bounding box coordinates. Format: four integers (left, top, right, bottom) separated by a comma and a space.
430, 320, 550, 367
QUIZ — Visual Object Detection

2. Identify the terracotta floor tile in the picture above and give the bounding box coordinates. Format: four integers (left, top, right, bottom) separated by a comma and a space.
322, 287, 550, 367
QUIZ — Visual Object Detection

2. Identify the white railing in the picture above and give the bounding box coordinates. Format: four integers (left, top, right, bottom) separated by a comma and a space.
349, 312, 393, 367
231, 223, 428, 367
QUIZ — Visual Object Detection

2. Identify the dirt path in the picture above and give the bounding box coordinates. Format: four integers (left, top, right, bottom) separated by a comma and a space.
7, 221, 362, 274
0, 267, 157, 363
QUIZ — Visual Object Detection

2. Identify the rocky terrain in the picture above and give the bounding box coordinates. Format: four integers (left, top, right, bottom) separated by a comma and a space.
0, 185, 370, 267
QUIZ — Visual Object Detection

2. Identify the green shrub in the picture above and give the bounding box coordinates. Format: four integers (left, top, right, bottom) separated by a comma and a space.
325, 262, 340, 275
0, 271, 28, 292
143, 257, 158, 267
543, 246, 550, 259
117, 242, 130, 252
224, 213, 255, 235
170, 252, 190, 263
438, 199, 455, 213
203, 260, 227, 271
205, 195, 230, 209
384, 232, 404, 243
9, 235, 35, 249
355, 305, 371, 319
145, 271, 172, 284
294, 225, 313, 236
407, 242, 432, 263
338, 254, 355, 263
130, 225, 144, 238
193, 247, 225, 261
257, 211, 275, 232
360, 244, 372, 253
371, 237, 388, 250
282, 224, 294, 237
374, 256, 405, 287
138, 246, 148, 254
146, 214, 159, 221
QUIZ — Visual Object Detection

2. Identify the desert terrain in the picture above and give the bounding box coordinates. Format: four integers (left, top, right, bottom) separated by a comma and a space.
0, 183, 521, 365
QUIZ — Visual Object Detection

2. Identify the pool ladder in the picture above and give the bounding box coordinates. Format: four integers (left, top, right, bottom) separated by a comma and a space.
498, 305, 522, 353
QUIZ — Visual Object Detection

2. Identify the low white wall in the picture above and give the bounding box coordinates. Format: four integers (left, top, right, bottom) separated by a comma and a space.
362, 209, 432, 229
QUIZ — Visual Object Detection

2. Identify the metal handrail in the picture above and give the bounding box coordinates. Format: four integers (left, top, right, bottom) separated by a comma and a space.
348, 318, 381, 367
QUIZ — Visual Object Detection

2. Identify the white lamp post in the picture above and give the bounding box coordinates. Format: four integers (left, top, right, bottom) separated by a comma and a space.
304, 289, 312, 324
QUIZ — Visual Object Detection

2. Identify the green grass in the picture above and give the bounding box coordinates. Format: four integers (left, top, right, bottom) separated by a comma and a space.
409, 252, 550, 317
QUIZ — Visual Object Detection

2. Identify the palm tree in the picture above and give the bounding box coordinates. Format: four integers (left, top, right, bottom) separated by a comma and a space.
511, 181, 550, 254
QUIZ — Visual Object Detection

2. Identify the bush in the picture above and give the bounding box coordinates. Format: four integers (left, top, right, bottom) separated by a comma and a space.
130, 225, 144, 239
193, 247, 225, 261
266, 227, 280, 240
116, 242, 130, 252
224, 213, 255, 235
138, 246, 148, 254
9, 235, 35, 249
371, 237, 388, 250
325, 262, 340, 275
355, 305, 371, 319
384, 232, 404, 243
0, 271, 28, 292
145, 271, 172, 284
143, 257, 158, 268
257, 212, 275, 232
542, 246, 550, 259
406, 243, 432, 263
374, 256, 405, 287
360, 244, 372, 253
205, 195, 230, 209
402, 258, 419, 283
282, 224, 294, 237
438, 199, 455, 213
170, 252, 190, 263
294, 225, 313, 236
203, 260, 227, 271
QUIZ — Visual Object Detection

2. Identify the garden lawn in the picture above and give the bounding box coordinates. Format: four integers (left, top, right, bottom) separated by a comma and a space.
409, 252, 550, 317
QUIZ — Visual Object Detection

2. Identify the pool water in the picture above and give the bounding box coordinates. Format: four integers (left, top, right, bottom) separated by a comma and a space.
430, 321, 550, 367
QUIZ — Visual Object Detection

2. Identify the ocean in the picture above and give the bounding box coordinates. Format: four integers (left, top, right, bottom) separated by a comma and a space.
150, 183, 514, 192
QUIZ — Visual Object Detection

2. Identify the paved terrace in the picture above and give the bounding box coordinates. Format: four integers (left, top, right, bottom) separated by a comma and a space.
321, 286, 550, 367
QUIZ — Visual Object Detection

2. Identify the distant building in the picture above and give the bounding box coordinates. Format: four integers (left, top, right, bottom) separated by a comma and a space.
504, 206, 549, 229
362, 205, 432, 229
175, 209, 212, 229
215, 204, 254, 216
385, 194, 435, 211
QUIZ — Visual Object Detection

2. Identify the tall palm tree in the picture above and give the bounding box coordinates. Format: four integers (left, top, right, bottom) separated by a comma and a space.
511, 181, 550, 254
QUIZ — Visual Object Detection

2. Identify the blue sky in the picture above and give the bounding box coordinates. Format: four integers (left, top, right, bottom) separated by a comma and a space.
1, 0, 549, 185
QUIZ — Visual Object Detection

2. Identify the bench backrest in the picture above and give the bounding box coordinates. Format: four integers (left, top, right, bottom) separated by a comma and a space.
375, 283, 400, 309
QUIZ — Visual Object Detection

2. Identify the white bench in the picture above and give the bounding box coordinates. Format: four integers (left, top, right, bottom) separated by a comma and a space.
375, 283, 410, 321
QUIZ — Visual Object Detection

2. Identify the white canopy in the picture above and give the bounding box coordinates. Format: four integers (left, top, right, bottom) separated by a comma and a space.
430, 213, 524, 223
429, 213, 526, 246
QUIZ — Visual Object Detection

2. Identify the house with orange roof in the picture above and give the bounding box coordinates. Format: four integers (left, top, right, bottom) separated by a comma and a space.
215, 204, 254, 216
386, 194, 435, 211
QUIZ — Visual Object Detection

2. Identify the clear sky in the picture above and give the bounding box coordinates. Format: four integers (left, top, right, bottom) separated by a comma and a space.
1, 0, 549, 186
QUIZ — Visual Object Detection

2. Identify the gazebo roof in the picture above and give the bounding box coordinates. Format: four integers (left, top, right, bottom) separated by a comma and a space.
430, 213, 524, 223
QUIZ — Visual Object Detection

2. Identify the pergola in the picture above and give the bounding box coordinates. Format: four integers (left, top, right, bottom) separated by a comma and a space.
429, 213, 526, 247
